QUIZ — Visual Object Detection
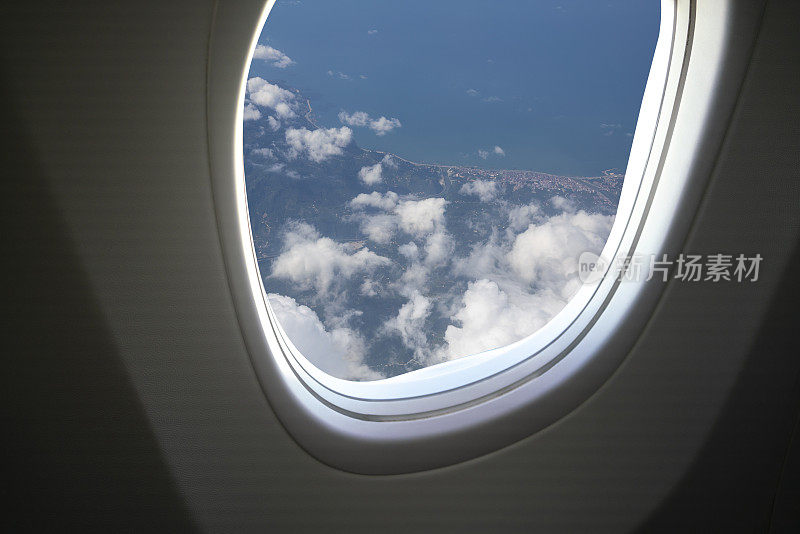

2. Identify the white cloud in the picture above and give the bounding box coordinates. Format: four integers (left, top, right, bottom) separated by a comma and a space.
550, 195, 577, 213
466, 89, 480, 97
338, 110, 370, 127
460, 180, 498, 202
423, 230, 454, 267
351, 194, 448, 239
253, 44, 295, 68
451, 230, 507, 282
507, 203, 542, 232
268, 294, 382, 381
328, 70, 351, 80
339, 110, 402, 136
507, 211, 614, 290
348, 195, 452, 302
251, 147, 274, 158
432, 208, 616, 363
398, 262, 429, 295
358, 214, 397, 244
368, 29, 379, 35
243, 103, 261, 121
349, 191, 399, 211
394, 197, 448, 238
381, 154, 397, 168
247, 77, 297, 119
271, 222, 389, 294
267, 116, 281, 131
436, 279, 564, 361
285, 126, 352, 162
476, 146, 505, 161
398, 241, 420, 260
389, 230, 453, 302
349, 191, 403, 243
359, 279, 380, 297
383, 290, 432, 355
358, 162, 383, 185
369, 116, 402, 136
483, 96, 503, 103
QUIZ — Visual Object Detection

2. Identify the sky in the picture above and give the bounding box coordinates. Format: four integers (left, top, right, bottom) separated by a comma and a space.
249, 0, 660, 175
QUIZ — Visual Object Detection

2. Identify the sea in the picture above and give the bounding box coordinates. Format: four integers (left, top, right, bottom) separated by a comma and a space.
248, 0, 660, 177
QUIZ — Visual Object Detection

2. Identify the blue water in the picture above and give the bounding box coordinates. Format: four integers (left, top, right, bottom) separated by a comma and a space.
250, 0, 660, 176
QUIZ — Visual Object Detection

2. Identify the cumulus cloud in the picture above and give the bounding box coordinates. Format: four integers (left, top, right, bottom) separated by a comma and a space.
349, 193, 450, 247
348, 194, 452, 304
359, 279, 380, 297
398, 241, 420, 260
430, 207, 615, 364
285, 126, 352, 162
339, 110, 402, 136
381, 154, 397, 168
253, 44, 295, 68
369, 116, 402, 136
327, 70, 351, 80
358, 162, 383, 185
460, 179, 498, 202
271, 222, 389, 294
268, 294, 382, 381
507, 203, 542, 232
351, 193, 447, 238
349, 191, 399, 211
436, 279, 564, 361
483, 96, 503, 103
368, 29, 379, 35
243, 103, 261, 121
508, 210, 614, 290
423, 230, 455, 267
466, 89, 480, 97
383, 290, 432, 356
388, 231, 453, 303
394, 197, 448, 238
267, 116, 281, 131
476, 146, 505, 160
338, 110, 370, 127
251, 147, 274, 158
550, 195, 577, 213
358, 214, 397, 244
247, 77, 296, 119
398, 262, 429, 294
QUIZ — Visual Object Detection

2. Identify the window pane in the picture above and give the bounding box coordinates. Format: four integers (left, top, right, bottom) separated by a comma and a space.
243, 0, 659, 380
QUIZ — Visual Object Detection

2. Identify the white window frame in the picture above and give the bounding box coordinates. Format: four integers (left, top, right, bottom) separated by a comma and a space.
207, 0, 731, 474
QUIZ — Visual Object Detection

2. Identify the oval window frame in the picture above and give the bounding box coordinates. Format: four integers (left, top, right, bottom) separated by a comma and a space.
207, 0, 722, 474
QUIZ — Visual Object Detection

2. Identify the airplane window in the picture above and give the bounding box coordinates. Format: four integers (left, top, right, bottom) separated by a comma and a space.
243, 0, 660, 381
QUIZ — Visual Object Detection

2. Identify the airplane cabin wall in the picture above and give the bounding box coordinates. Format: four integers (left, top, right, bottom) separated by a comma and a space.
1, 0, 798, 531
